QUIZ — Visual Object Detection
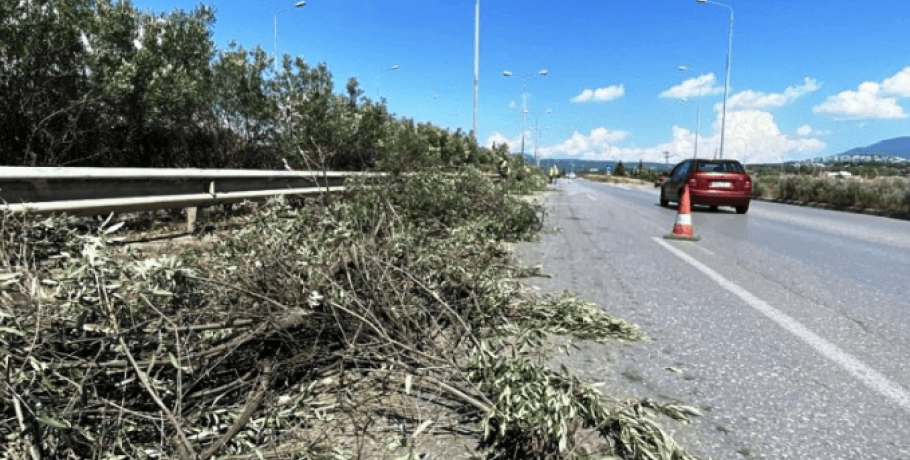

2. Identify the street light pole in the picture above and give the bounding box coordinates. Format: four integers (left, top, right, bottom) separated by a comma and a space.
376, 64, 400, 98
503, 69, 548, 158
533, 109, 552, 168
696, 0, 732, 159
473, 0, 480, 137
678, 66, 702, 160
521, 92, 528, 157
274, 1, 306, 73
695, 96, 701, 159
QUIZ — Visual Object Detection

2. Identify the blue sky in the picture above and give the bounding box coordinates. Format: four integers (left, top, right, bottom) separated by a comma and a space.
132, 0, 910, 164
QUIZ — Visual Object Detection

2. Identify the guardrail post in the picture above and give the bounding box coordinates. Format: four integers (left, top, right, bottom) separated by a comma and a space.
186, 207, 197, 233
185, 180, 216, 233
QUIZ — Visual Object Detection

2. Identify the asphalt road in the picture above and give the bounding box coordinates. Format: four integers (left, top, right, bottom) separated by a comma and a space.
513, 178, 910, 460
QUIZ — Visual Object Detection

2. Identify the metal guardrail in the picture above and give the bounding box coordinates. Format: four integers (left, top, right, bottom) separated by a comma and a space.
0, 167, 377, 231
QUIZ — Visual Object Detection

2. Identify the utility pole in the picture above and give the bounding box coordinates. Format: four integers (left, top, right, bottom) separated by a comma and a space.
473, 0, 479, 137
696, 0, 733, 159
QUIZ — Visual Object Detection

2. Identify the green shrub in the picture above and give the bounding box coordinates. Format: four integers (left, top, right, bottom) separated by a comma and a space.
501, 163, 548, 195
636, 168, 658, 182
613, 161, 627, 177
770, 175, 910, 212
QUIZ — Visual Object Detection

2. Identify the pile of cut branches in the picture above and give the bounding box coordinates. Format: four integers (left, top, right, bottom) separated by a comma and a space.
1, 167, 699, 460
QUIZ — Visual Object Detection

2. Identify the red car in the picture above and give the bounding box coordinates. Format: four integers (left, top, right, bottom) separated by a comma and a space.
659, 159, 752, 214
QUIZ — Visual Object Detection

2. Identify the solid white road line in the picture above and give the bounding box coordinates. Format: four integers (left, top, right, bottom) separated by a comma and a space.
653, 237, 910, 413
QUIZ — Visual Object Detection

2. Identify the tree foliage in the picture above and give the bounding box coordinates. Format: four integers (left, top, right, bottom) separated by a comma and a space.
0, 0, 497, 171
613, 161, 626, 177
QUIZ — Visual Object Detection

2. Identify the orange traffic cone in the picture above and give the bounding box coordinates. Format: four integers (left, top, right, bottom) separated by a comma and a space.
664, 184, 701, 241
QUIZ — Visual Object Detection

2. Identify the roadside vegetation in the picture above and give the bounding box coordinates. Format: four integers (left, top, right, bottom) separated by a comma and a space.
748, 165, 910, 214
3, 2, 705, 459
1, 0, 497, 171
1, 169, 702, 460
580, 160, 658, 185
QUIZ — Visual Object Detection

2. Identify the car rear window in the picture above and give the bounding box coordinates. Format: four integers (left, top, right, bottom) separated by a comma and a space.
696, 161, 744, 173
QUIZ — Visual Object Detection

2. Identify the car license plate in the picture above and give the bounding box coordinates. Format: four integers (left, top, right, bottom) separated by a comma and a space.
710, 181, 731, 188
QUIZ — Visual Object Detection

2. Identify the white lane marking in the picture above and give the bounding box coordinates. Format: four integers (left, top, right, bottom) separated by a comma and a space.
587, 194, 597, 201
653, 237, 910, 413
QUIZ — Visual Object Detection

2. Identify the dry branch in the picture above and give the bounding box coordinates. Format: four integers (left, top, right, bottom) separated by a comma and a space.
0, 170, 694, 460
199, 363, 273, 460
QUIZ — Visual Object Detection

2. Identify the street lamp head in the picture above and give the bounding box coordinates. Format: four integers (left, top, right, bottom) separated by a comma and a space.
678, 65, 688, 72
390, 64, 400, 71
696, 0, 707, 3
538, 69, 549, 76
294, 1, 306, 7
502, 70, 514, 77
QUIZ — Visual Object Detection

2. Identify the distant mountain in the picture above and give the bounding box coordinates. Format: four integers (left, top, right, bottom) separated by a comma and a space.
836, 136, 910, 159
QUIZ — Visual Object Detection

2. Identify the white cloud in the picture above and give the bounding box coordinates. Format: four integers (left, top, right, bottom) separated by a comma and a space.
720, 110, 825, 164
882, 66, 910, 97
812, 85, 906, 120
724, 77, 820, 110
796, 124, 830, 137
813, 67, 910, 120
571, 85, 625, 103
484, 130, 532, 151
537, 110, 824, 165
660, 74, 723, 99
540, 126, 702, 164
538, 127, 628, 157
485, 132, 509, 149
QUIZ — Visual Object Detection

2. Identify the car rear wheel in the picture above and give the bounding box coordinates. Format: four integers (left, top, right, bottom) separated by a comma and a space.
659, 188, 669, 207
736, 203, 750, 214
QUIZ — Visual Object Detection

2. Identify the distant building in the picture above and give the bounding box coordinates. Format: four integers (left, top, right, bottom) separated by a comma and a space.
824, 153, 910, 164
